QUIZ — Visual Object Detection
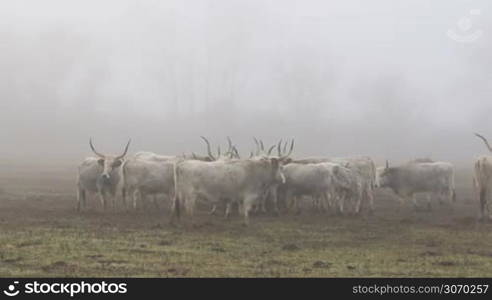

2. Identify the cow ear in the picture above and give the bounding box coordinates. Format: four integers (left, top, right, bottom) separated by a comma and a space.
113, 159, 123, 168
97, 158, 104, 166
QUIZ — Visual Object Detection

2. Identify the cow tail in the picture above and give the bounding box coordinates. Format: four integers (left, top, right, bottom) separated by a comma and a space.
173, 161, 181, 219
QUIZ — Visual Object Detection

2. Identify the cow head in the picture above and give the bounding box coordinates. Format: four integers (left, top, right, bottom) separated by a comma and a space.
90, 139, 131, 182
270, 157, 286, 184
375, 160, 392, 188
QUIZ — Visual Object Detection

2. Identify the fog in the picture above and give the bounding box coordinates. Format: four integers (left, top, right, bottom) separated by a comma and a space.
1, 0, 491, 166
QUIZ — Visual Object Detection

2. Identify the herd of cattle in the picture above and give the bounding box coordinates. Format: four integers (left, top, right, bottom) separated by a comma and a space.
76, 133, 492, 225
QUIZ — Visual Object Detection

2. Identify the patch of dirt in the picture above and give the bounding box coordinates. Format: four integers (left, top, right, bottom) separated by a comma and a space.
420, 251, 441, 257
3, 257, 22, 264
158, 240, 173, 246
41, 261, 78, 273
433, 261, 458, 267
211, 247, 226, 253
467, 250, 492, 257
16, 240, 42, 248
98, 259, 128, 265
166, 266, 190, 276
312, 261, 331, 268
85, 254, 104, 259
282, 243, 300, 251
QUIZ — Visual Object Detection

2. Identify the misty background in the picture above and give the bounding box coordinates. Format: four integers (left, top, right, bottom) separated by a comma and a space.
1, 0, 491, 166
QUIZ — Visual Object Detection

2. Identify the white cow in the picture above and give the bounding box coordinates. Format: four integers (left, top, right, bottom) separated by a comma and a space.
77, 139, 130, 211
122, 152, 177, 210
289, 156, 376, 214
376, 160, 456, 210
121, 137, 218, 210
172, 157, 286, 225
280, 162, 362, 215
474, 133, 492, 219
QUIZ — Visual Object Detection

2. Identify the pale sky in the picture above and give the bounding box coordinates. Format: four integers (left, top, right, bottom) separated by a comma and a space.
0, 0, 490, 164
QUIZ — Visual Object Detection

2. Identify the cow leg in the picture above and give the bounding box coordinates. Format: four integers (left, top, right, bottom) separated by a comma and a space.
479, 187, 488, 221
285, 191, 294, 214
224, 202, 232, 219
338, 193, 345, 215
395, 195, 405, 212
353, 187, 364, 215
121, 187, 127, 210
321, 192, 331, 213
152, 195, 160, 210
77, 187, 86, 212
109, 187, 117, 211
270, 188, 280, 216
261, 197, 267, 214
354, 194, 362, 215
169, 191, 181, 224
367, 189, 375, 215
325, 192, 333, 210
426, 194, 432, 211
311, 197, 318, 213
293, 196, 302, 215
132, 190, 140, 210
210, 204, 218, 215
411, 194, 419, 211
184, 195, 197, 227
259, 189, 268, 214
98, 192, 107, 211
242, 195, 256, 226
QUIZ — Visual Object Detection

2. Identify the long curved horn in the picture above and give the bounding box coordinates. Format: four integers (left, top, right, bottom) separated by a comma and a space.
283, 140, 288, 155
475, 133, 492, 152
253, 137, 260, 155
259, 140, 265, 151
285, 139, 294, 157
200, 136, 216, 160
116, 139, 131, 160
227, 136, 233, 152
233, 146, 240, 159
89, 138, 105, 158
277, 139, 283, 156
267, 145, 276, 156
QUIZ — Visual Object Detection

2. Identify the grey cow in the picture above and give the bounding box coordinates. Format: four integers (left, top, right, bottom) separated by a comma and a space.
172, 156, 286, 225
376, 160, 456, 210
288, 156, 376, 214
77, 139, 131, 211
474, 133, 492, 220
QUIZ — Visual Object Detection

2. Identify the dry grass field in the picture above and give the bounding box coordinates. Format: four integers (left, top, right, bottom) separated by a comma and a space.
0, 163, 491, 277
